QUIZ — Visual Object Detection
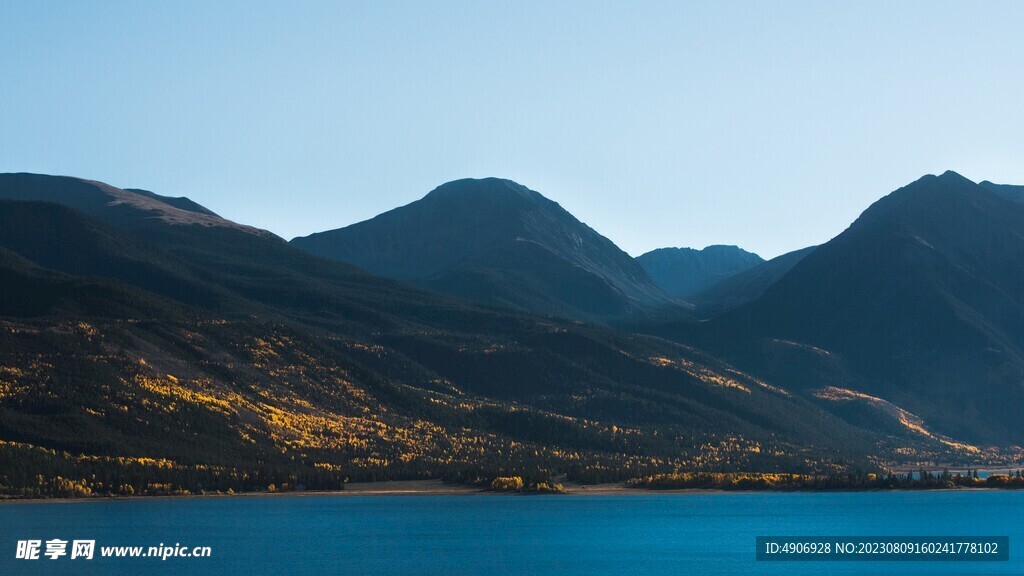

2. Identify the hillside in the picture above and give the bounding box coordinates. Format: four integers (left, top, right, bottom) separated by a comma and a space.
654, 172, 1024, 446
291, 178, 681, 323
689, 246, 816, 317
0, 173, 271, 237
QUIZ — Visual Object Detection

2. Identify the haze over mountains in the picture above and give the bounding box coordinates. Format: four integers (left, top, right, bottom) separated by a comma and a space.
0, 170, 1021, 496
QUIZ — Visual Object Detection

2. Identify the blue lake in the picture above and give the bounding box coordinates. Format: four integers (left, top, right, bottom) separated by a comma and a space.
1, 491, 1022, 575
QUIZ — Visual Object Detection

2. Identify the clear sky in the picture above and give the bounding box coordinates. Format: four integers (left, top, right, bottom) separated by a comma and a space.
2, 1, 1022, 258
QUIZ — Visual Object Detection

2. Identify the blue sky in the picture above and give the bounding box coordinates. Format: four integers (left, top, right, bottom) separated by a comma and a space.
2, 1, 1022, 258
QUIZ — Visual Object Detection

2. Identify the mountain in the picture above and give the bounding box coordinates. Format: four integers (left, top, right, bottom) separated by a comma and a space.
290, 178, 681, 323
636, 245, 763, 299
1, 173, 947, 498
655, 171, 1024, 445
0, 173, 271, 237
689, 246, 816, 317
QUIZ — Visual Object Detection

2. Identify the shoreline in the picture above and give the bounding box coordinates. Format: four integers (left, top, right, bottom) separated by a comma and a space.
1, 480, 1018, 504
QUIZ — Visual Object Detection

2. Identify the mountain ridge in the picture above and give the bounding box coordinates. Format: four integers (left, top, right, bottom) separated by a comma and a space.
291, 177, 682, 322
636, 245, 764, 299
0, 173, 273, 238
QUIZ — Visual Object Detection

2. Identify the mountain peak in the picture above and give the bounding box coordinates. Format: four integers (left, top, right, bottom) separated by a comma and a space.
291, 178, 676, 321
702, 244, 759, 256
891, 171, 974, 193
422, 178, 546, 207
935, 169, 975, 186
699, 171, 1024, 444
856, 170, 986, 224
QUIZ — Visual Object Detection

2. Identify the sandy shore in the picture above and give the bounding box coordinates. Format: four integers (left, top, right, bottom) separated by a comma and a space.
266, 480, 651, 496
1, 480, 1014, 503
0, 480, 657, 503
340, 480, 723, 495
340, 479, 486, 495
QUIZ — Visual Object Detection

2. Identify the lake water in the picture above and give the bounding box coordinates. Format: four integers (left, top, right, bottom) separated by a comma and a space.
1, 491, 1022, 575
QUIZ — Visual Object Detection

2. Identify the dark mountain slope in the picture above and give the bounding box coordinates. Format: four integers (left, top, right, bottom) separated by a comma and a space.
636, 245, 763, 299
657, 172, 1024, 445
291, 178, 680, 322
421, 240, 642, 319
0, 173, 270, 237
0, 200, 227, 309
0, 194, 481, 333
979, 180, 1024, 204
690, 246, 816, 317
0, 244, 190, 320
